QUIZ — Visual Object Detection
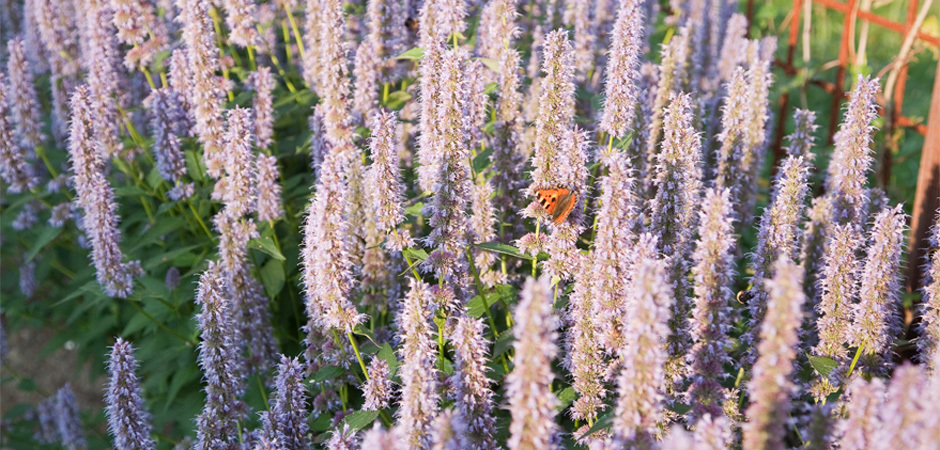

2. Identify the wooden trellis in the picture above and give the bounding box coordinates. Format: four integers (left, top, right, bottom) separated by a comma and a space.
754, 0, 940, 292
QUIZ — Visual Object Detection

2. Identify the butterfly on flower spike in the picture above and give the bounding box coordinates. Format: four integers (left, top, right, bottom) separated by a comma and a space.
536, 188, 577, 225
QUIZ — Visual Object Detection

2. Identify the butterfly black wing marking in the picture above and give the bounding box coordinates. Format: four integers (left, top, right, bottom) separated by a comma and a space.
538, 192, 557, 210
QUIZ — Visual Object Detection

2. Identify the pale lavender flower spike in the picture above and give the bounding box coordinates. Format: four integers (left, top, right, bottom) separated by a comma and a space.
826, 75, 880, 230
263, 355, 310, 449
786, 109, 819, 160
194, 263, 246, 449
451, 315, 497, 448
110, 0, 158, 45
688, 187, 736, 422
105, 338, 155, 450
326, 424, 358, 450
743, 257, 805, 450
599, 0, 645, 141
397, 280, 440, 448
0, 72, 38, 193
507, 275, 560, 450
853, 204, 907, 373
83, 0, 125, 159
837, 376, 886, 449
566, 257, 606, 423
363, 357, 392, 411
144, 87, 189, 183
212, 107, 256, 218
176, 0, 226, 177
874, 362, 933, 449
614, 233, 672, 446
367, 109, 407, 234
248, 67, 276, 150
68, 86, 141, 298
564, 0, 595, 81
254, 154, 283, 222
814, 223, 860, 362
7, 37, 45, 152
918, 209, 940, 372
424, 49, 472, 287
55, 384, 86, 450
222, 0, 259, 47
648, 92, 703, 392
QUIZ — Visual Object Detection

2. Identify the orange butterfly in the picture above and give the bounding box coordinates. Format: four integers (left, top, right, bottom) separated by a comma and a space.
536, 188, 577, 225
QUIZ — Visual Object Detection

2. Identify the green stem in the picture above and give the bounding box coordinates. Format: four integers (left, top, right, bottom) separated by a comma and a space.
285, 7, 306, 58
846, 342, 865, 380
346, 332, 370, 380
126, 299, 196, 345
531, 219, 540, 277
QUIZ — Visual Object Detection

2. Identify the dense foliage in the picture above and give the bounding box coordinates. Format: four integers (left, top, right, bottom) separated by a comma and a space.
1, 0, 939, 448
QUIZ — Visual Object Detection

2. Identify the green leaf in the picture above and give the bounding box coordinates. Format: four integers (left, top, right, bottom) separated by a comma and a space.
476, 56, 499, 72
377, 343, 399, 376
807, 354, 839, 378
353, 324, 378, 346
667, 402, 692, 415
402, 247, 429, 262
343, 409, 379, 431
25, 227, 62, 262
467, 293, 497, 318
248, 236, 286, 261
472, 146, 493, 173
114, 186, 149, 197
556, 387, 576, 410
384, 90, 412, 110
129, 217, 187, 252
311, 365, 345, 383
577, 411, 614, 441
146, 166, 164, 189
17, 378, 37, 392
493, 328, 514, 358
404, 201, 425, 218
395, 47, 425, 60
260, 259, 285, 298
473, 242, 534, 261
185, 149, 205, 181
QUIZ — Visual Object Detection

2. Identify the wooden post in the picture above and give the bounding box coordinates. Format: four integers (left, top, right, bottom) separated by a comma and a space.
906, 55, 940, 293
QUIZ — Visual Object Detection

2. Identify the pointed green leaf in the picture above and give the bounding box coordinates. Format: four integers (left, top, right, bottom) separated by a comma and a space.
248, 236, 285, 261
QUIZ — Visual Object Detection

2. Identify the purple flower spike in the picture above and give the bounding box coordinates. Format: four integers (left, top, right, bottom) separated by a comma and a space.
507, 275, 560, 450
105, 338, 155, 450
397, 279, 440, 448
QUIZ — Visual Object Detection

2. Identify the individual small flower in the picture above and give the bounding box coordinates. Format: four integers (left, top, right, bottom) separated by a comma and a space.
397, 280, 440, 448
451, 316, 497, 448
12, 201, 40, 230
222, 0, 259, 47
49, 202, 72, 227
852, 205, 907, 372
918, 209, 940, 372
168, 183, 195, 201
144, 87, 189, 182
176, 0, 225, 177
506, 275, 560, 450
363, 357, 392, 411
648, 92, 703, 393
598, 0, 644, 139
55, 384, 86, 450
688, 188, 736, 421
105, 338, 155, 450
263, 355, 310, 449
366, 110, 407, 233
254, 154, 283, 222
613, 234, 672, 446
6, 37, 45, 151
212, 107, 256, 218
247, 67, 275, 149
837, 377, 886, 449
326, 424, 358, 450
826, 75, 880, 230
743, 258, 805, 450
68, 86, 140, 298
0, 72, 38, 193
194, 263, 246, 449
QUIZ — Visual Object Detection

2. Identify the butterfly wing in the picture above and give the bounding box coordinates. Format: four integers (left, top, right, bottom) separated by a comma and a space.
536, 188, 576, 225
